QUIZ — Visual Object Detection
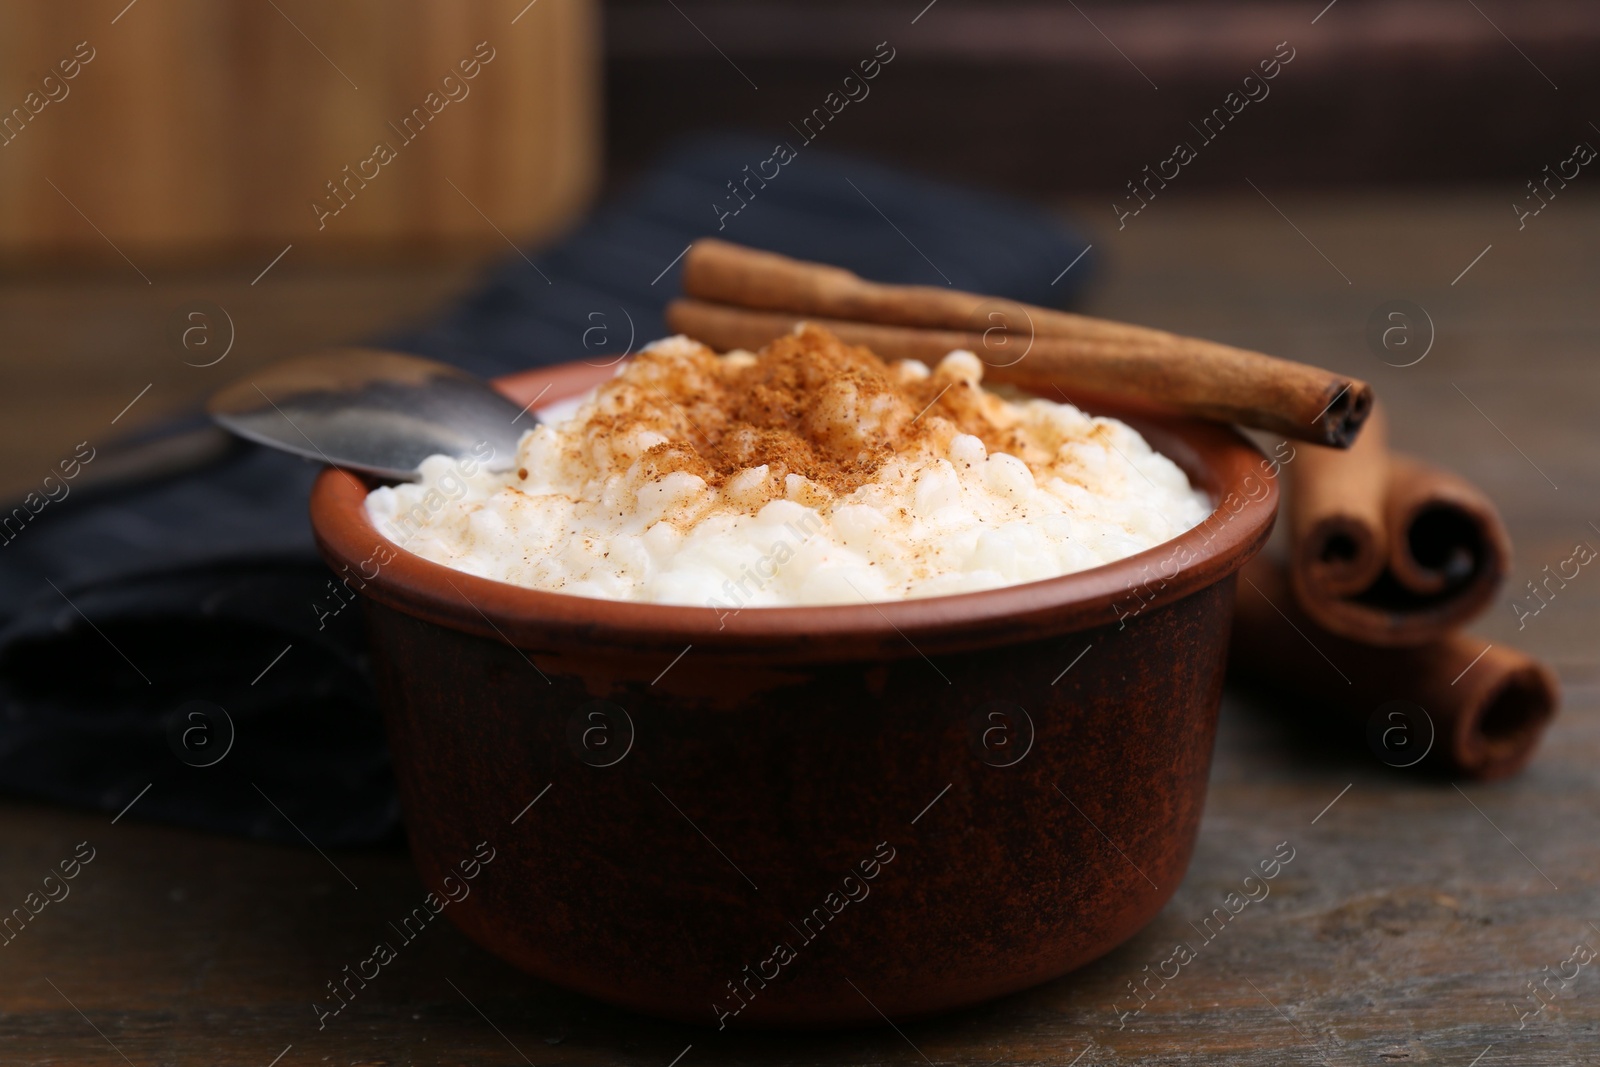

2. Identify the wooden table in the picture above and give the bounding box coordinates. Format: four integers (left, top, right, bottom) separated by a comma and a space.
3, 192, 1598, 1065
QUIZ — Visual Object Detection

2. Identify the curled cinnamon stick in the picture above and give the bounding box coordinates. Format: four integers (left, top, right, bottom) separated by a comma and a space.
1384, 454, 1510, 599
674, 240, 1374, 448
1290, 403, 1391, 598
1231, 558, 1558, 781
1287, 405, 1512, 646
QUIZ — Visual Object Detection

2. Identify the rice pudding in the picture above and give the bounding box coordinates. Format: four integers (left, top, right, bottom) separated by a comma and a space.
364, 325, 1209, 608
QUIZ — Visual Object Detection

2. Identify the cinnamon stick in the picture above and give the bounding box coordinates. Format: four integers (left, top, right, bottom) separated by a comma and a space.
684, 237, 1136, 340
1289, 403, 1391, 598
1286, 406, 1512, 646
1384, 454, 1511, 601
675, 240, 1374, 448
1231, 558, 1558, 781
667, 298, 1372, 448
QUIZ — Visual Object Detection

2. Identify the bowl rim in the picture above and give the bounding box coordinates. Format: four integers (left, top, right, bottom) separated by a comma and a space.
310, 358, 1279, 661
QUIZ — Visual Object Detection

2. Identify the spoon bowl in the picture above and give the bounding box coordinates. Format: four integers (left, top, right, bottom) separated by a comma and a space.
207, 348, 531, 481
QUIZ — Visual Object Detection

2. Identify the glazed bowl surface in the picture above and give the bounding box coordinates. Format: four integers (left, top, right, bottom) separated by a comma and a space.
309, 358, 1278, 1027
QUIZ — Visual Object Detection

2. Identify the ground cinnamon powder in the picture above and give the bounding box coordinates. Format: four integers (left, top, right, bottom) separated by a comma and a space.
582, 325, 1040, 501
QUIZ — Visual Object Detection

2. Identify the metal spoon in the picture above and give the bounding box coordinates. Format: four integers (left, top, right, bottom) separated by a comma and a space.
207, 348, 530, 481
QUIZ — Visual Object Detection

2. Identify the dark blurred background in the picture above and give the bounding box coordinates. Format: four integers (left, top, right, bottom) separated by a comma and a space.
4, 0, 1594, 263
601, 0, 1599, 194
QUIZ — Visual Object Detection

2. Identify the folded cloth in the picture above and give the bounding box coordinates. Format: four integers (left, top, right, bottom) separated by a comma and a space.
0, 136, 1093, 845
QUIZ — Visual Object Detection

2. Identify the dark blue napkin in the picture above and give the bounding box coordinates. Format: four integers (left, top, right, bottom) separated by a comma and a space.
0, 137, 1093, 845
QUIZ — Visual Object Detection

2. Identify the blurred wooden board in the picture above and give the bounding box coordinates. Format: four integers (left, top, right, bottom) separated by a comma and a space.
0, 0, 598, 263
2, 191, 1599, 1064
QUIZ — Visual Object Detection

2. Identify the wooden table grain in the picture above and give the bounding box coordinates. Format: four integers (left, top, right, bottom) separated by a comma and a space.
2, 192, 1597, 1066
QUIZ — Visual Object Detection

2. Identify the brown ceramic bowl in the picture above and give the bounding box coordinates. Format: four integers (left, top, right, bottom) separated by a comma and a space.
309, 359, 1277, 1028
